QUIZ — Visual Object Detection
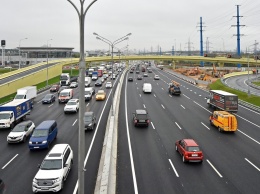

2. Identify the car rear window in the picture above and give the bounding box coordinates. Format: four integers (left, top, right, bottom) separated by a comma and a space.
137, 114, 148, 120
187, 146, 200, 152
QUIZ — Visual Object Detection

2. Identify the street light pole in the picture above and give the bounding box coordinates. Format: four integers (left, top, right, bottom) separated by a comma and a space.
93, 33, 132, 115
67, 1, 97, 194
19, 38, 28, 69
46, 39, 52, 86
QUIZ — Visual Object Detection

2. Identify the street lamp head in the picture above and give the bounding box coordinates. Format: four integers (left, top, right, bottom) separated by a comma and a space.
127, 33, 132, 36
96, 37, 101, 40
93, 32, 98, 36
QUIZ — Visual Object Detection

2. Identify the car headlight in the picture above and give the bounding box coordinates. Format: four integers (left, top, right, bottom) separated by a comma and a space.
33, 178, 37, 184
52, 178, 61, 184
42, 140, 47, 144
29, 141, 32, 144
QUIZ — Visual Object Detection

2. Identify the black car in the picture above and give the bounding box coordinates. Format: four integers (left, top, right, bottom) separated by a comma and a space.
130, 70, 134, 73
42, 94, 56, 104
95, 79, 102, 86
132, 109, 149, 127
84, 112, 96, 130
137, 75, 142, 80
128, 77, 133, 82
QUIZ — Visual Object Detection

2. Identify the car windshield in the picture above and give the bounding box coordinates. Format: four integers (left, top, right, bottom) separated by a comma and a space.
97, 90, 104, 94
12, 124, 26, 132
60, 92, 69, 97
14, 94, 24, 99
0, 113, 10, 119
106, 82, 111, 85
51, 85, 57, 89
44, 94, 52, 99
32, 129, 48, 137
137, 114, 148, 120
84, 115, 92, 122
85, 91, 91, 95
187, 146, 200, 152
67, 101, 76, 105
40, 159, 62, 170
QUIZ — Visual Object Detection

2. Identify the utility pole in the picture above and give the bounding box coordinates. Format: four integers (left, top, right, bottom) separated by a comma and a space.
198, 17, 205, 66
185, 38, 193, 56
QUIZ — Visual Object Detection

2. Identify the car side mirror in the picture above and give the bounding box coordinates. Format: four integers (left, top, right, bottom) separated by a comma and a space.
38, 164, 41, 168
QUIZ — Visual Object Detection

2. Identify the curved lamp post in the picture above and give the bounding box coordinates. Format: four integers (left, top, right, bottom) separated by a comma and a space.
66, 1, 98, 194
93, 33, 131, 115
19, 38, 28, 69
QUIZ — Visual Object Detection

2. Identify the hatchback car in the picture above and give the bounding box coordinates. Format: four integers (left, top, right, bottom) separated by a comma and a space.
70, 82, 78, 88
143, 73, 148, 77
84, 112, 96, 130
106, 82, 112, 88
132, 109, 149, 127
7, 120, 35, 143
175, 139, 203, 163
154, 75, 160, 80
95, 79, 102, 86
96, 90, 106, 101
42, 94, 55, 104
50, 84, 60, 92
64, 99, 79, 113
137, 75, 143, 80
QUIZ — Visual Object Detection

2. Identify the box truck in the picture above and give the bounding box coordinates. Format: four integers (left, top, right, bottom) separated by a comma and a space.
14, 86, 37, 108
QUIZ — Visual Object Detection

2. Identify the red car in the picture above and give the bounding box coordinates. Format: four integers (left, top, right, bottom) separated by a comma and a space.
175, 139, 203, 163
50, 84, 60, 92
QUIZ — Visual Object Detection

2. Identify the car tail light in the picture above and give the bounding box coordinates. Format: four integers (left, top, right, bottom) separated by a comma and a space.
147, 120, 150, 123
134, 119, 138, 123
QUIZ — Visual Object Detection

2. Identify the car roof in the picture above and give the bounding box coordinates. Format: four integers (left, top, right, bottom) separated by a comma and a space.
45, 144, 70, 159
68, 99, 78, 102
136, 109, 147, 114
84, 112, 94, 116
183, 139, 199, 146
16, 120, 32, 126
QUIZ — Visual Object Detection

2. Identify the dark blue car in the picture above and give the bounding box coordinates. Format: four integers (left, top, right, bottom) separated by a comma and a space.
29, 120, 58, 150
42, 94, 55, 104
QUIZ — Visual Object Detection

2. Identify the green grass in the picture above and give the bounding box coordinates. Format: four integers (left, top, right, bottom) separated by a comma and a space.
252, 81, 260, 86
209, 79, 260, 106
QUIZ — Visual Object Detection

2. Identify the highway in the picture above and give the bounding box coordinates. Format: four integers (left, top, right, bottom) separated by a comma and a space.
117, 65, 260, 194
0, 75, 120, 194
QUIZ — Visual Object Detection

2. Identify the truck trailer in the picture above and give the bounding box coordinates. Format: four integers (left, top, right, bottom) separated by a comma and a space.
207, 90, 238, 112
0, 99, 31, 129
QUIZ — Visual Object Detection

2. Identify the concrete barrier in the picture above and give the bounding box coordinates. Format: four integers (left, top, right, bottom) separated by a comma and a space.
95, 69, 126, 194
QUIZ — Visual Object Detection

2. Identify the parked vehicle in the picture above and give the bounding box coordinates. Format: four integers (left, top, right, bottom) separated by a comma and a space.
7, 120, 35, 143
58, 89, 73, 103
42, 94, 56, 104
50, 84, 60, 92
209, 111, 238, 132
84, 112, 96, 130
32, 144, 73, 193
14, 86, 37, 108
143, 83, 152, 93
60, 73, 71, 86
0, 99, 31, 129
29, 120, 58, 150
168, 80, 181, 95
207, 90, 238, 112
85, 77, 92, 87
175, 139, 203, 163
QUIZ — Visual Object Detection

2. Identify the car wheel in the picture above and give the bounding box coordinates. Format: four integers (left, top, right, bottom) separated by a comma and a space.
75, 108, 78, 113
23, 136, 26, 143
218, 127, 222, 132
210, 120, 213, 126
182, 155, 187, 163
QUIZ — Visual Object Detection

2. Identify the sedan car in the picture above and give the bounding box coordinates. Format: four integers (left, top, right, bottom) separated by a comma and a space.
175, 139, 203, 163
96, 90, 106, 101
136, 70, 140, 74
7, 120, 35, 143
143, 73, 148, 77
128, 77, 133, 82
154, 75, 160, 80
49, 84, 60, 92
137, 75, 143, 80
95, 79, 103, 86
70, 82, 78, 88
106, 82, 112, 88
64, 99, 79, 113
42, 94, 55, 104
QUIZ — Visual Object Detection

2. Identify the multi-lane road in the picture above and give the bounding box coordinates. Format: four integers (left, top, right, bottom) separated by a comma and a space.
0, 64, 260, 194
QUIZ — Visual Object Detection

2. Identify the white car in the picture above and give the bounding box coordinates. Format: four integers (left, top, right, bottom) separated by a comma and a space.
7, 120, 35, 143
154, 75, 160, 80
106, 82, 112, 88
64, 99, 79, 113
32, 144, 73, 193
70, 82, 78, 88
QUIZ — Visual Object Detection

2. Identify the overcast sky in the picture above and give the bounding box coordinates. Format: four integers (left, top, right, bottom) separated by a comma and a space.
1, 0, 259, 53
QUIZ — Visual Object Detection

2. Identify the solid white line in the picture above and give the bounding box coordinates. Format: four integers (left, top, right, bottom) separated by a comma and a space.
143, 104, 146, 109
238, 130, 260, 145
125, 78, 139, 194
72, 119, 77, 126
168, 159, 179, 177
151, 122, 155, 129
2, 154, 18, 169
182, 94, 190, 99
175, 122, 181, 130
207, 159, 223, 178
201, 122, 210, 130
180, 105, 185, 109
161, 104, 165, 109
235, 114, 260, 128
245, 158, 260, 171
193, 101, 211, 113
239, 104, 260, 115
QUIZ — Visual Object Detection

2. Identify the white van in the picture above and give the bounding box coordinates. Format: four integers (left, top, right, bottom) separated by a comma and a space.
143, 83, 152, 93
58, 89, 73, 103
85, 87, 95, 101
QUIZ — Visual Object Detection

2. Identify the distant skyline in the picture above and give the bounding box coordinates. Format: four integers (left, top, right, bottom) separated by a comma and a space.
1, 0, 259, 53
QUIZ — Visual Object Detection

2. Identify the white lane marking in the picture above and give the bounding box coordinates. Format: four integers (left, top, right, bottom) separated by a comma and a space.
235, 114, 260, 128
190, 90, 192, 91
151, 122, 155, 129
2, 154, 19, 169
168, 159, 179, 177
187, 88, 189, 90
238, 130, 260, 145
169, 95, 172, 97
86, 103, 89, 107
194, 92, 196, 94
139, 94, 141, 97
124, 78, 139, 194
137, 87, 139, 90
154, 94, 156, 97
207, 160, 223, 178
48, 103, 54, 108
72, 119, 77, 126
161, 104, 165, 109
180, 105, 185, 109
37, 101, 42, 104
143, 104, 146, 109
182, 94, 190, 99
193, 101, 211, 113
239, 105, 260, 115
162, 88, 164, 90
175, 122, 182, 129
245, 158, 260, 171
157, 83, 159, 85
201, 122, 210, 130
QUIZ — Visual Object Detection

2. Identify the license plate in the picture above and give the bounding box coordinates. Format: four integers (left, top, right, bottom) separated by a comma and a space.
34, 147, 39, 149
192, 154, 198, 157
139, 120, 145, 122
